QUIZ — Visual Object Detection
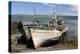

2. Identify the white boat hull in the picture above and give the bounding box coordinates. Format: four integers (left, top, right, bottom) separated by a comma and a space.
30, 29, 62, 48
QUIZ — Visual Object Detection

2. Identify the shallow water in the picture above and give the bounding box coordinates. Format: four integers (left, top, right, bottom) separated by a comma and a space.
65, 19, 78, 37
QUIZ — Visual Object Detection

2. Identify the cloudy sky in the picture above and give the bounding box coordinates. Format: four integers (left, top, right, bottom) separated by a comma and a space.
10, 1, 78, 16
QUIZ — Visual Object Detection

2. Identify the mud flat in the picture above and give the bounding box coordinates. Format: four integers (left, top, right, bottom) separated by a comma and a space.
10, 34, 77, 53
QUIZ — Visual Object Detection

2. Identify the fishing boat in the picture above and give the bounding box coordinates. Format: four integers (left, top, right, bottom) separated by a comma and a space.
22, 8, 68, 49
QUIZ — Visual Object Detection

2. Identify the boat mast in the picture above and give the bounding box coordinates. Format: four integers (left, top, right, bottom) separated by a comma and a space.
54, 7, 57, 21
33, 8, 36, 20
32, 8, 40, 26
52, 5, 57, 21
53, 6, 58, 28
48, 5, 57, 30
50, 5, 57, 21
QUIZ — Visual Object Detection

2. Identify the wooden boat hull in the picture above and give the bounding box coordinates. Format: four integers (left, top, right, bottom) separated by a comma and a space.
23, 26, 68, 49
30, 29, 62, 48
